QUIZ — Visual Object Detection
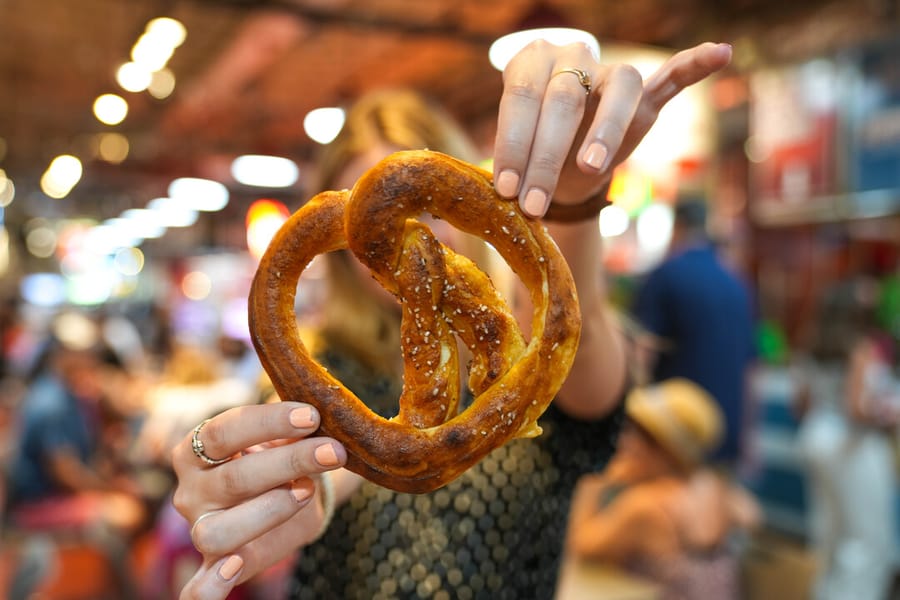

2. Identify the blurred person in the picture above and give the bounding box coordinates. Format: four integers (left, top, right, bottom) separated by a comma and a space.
170, 40, 734, 600
4, 312, 147, 598
795, 275, 900, 600
132, 343, 256, 470
0, 295, 21, 380
565, 378, 761, 600
217, 334, 264, 389
631, 195, 756, 469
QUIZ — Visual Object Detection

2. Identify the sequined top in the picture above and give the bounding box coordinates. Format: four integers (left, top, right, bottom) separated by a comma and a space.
289, 345, 624, 600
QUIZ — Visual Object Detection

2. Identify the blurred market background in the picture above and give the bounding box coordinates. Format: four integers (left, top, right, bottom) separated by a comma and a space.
0, 0, 899, 598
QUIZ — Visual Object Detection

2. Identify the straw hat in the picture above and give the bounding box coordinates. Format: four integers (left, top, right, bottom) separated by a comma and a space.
625, 377, 724, 468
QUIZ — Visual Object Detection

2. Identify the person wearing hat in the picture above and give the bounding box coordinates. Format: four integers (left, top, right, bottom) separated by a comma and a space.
564, 377, 760, 600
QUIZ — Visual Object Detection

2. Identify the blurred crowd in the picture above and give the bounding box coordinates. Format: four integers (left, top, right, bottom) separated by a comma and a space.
0, 300, 275, 598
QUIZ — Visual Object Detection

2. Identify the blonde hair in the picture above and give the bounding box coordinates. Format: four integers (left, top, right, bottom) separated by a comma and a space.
313, 88, 480, 192
310, 88, 485, 375
162, 344, 220, 385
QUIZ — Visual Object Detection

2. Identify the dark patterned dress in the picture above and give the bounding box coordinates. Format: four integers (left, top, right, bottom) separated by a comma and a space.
289, 346, 624, 600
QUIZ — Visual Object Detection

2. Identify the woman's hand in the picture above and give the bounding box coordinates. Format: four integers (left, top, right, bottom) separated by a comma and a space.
171, 401, 347, 600
493, 40, 733, 217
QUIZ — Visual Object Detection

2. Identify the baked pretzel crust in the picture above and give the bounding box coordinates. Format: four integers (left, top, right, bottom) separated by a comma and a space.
249, 150, 581, 493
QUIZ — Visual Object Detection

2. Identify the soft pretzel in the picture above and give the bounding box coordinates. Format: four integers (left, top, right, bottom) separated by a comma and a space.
248, 150, 581, 493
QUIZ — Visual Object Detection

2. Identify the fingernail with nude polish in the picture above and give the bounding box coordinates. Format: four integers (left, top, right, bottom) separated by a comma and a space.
584, 142, 608, 171
290, 406, 316, 429
496, 170, 520, 198
218, 555, 244, 581
291, 483, 313, 504
314, 443, 340, 467
523, 188, 548, 217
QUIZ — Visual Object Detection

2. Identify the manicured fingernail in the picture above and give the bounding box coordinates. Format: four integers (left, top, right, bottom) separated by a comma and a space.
584, 142, 608, 171
291, 483, 313, 503
496, 169, 520, 198
290, 407, 316, 428
523, 188, 548, 217
314, 443, 340, 467
218, 555, 243, 580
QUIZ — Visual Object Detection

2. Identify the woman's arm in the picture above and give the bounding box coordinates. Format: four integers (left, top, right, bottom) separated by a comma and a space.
544, 220, 626, 418
496, 42, 733, 418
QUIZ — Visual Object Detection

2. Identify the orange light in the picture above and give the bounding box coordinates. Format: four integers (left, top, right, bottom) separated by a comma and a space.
246, 199, 289, 260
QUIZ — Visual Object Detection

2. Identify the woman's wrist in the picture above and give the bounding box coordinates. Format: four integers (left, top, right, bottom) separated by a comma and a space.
542, 182, 611, 223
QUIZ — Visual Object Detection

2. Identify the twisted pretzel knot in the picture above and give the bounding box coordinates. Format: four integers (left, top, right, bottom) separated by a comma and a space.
248, 150, 581, 493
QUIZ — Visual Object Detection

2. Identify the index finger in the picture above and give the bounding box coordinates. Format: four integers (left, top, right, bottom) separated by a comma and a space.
172, 402, 321, 469
643, 42, 732, 110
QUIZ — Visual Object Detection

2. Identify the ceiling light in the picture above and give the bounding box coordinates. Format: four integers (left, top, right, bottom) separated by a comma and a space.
147, 197, 199, 227
488, 28, 600, 71
41, 154, 82, 199
0, 171, 15, 207
145, 17, 187, 49
231, 154, 300, 188
96, 133, 130, 164
107, 214, 165, 239
168, 177, 229, 212
131, 32, 175, 72
116, 62, 153, 93
148, 68, 176, 99
304, 107, 345, 145
93, 93, 129, 125
86, 224, 142, 253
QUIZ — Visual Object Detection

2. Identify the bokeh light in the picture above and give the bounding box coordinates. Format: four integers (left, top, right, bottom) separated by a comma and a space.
231, 155, 299, 188
116, 61, 153, 93
40, 155, 82, 199
168, 178, 229, 212
304, 107, 346, 145
93, 93, 129, 125
182, 270, 212, 300
246, 199, 290, 259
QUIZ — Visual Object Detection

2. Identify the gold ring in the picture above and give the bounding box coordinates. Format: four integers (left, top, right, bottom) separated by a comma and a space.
551, 67, 592, 95
191, 418, 231, 466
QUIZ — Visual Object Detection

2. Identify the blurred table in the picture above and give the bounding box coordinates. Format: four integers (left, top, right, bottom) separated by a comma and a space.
555, 555, 661, 600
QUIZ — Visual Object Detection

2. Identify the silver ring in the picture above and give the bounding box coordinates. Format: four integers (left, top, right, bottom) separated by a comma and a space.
191, 418, 231, 466
552, 67, 592, 95
190, 509, 223, 543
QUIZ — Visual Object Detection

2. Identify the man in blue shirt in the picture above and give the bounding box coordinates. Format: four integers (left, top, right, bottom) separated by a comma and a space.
632, 197, 756, 466
8, 341, 106, 505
